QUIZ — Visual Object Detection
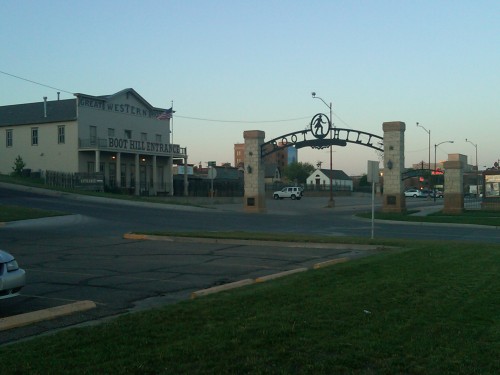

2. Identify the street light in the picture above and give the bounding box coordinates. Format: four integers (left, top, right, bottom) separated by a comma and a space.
465, 138, 479, 194
434, 140, 454, 202
312, 92, 334, 208
416, 122, 431, 176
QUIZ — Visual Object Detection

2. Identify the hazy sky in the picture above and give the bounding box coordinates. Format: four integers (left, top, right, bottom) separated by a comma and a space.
1, 0, 498, 175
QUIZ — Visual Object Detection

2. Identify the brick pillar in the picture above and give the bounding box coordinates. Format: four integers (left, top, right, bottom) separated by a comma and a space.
382, 121, 406, 213
244, 130, 266, 213
443, 160, 464, 214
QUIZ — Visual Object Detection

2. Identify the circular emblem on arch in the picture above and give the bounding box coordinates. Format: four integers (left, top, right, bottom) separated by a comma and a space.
310, 113, 330, 139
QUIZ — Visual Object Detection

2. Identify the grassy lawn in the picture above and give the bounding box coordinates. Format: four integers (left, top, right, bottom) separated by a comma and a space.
0, 241, 498, 374
358, 210, 500, 227
0, 205, 65, 222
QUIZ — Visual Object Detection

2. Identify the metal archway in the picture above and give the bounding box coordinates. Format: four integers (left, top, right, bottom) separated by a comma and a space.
261, 114, 384, 157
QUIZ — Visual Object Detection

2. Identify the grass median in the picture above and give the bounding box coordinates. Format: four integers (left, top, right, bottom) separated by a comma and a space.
1, 240, 498, 374
0, 205, 65, 222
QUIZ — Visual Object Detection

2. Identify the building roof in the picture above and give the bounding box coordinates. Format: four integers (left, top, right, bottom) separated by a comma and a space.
316, 169, 352, 180
0, 88, 174, 128
0, 99, 77, 127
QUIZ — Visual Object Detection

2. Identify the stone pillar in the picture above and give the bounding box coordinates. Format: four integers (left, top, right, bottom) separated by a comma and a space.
244, 130, 266, 213
382, 121, 406, 213
443, 160, 464, 214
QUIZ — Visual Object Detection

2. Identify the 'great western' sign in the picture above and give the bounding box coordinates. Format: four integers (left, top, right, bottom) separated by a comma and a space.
79, 98, 162, 119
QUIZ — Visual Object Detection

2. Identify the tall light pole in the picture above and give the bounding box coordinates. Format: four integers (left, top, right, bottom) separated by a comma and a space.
466, 138, 479, 194
312, 92, 334, 208
434, 140, 454, 202
416, 122, 431, 172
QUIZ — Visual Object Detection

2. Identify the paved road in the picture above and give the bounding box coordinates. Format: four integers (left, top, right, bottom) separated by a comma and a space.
0, 184, 498, 344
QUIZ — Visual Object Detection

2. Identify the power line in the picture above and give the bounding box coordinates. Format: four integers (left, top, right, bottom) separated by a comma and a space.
0, 70, 74, 95
174, 114, 311, 124
1, 69, 357, 127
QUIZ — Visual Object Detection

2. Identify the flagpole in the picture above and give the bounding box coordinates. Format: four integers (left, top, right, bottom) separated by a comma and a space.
171, 100, 174, 145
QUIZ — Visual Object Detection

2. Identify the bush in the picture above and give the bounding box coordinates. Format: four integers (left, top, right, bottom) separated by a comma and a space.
11, 155, 26, 176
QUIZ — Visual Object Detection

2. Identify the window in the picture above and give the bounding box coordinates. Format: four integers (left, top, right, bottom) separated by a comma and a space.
6, 129, 13, 147
155, 134, 162, 143
108, 128, 115, 137
58, 125, 65, 144
141, 132, 147, 142
124, 130, 132, 139
90, 126, 97, 145
31, 128, 38, 146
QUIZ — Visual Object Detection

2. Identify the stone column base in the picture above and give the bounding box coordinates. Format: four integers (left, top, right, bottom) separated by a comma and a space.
443, 193, 464, 215
382, 193, 407, 213
244, 194, 267, 213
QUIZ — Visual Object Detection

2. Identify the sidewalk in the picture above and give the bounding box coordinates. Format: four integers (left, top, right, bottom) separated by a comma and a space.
410, 205, 443, 216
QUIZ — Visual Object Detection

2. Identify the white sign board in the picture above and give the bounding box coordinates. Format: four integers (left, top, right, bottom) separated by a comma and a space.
367, 161, 380, 183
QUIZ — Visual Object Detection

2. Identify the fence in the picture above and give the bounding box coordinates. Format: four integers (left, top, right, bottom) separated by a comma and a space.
45, 171, 104, 192
173, 178, 244, 197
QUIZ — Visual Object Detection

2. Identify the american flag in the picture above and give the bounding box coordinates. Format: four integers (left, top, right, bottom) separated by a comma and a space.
156, 109, 173, 120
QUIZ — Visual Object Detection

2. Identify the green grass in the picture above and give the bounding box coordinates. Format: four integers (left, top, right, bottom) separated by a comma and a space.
0, 242, 498, 374
358, 210, 500, 226
0, 174, 205, 207
144, 230, 411, 248
0, 205, 65, 222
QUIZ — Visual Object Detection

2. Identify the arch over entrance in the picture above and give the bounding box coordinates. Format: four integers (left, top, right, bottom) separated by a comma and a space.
261, 126, 383, 158
243, 116, 406, 214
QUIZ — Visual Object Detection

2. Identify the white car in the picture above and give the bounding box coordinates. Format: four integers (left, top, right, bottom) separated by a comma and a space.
273, 187, 303, 200
0, 250, 26, 299
404, 189, 426, 198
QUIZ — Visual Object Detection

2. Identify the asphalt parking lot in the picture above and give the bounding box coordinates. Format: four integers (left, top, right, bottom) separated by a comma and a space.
0, 228, 387, 345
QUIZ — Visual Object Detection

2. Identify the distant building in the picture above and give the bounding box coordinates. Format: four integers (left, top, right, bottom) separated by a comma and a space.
233, 142, 297, 172
0, 88, 186, 196
234, 143, 245, 169
306, 168, 353, 191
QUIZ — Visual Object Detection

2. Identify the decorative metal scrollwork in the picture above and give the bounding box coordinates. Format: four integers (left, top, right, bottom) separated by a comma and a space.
261, 115, 384, 158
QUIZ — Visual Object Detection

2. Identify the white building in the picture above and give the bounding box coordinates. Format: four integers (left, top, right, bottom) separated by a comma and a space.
306, 168, 353, 191
0, 88, 188, 196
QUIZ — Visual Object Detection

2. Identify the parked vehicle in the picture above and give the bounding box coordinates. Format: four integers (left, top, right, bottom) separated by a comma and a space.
273, 187, 303, 200
404, 189, 426, 198
0, 250, 26, 299
431, 190, 444, 198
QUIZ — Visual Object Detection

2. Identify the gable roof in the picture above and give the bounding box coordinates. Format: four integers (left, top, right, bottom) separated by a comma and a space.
315, 169, 352, 180
0, 89, 174, 128
0, 99, 77, 127
75, 88, 173, 114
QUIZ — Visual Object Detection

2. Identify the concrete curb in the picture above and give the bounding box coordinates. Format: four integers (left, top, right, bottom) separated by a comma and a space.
255, 268, 308, 283
0, 300, 97, 331
313, 257, 349, 269
191, 257, 351, 299
191, 279, 254, 299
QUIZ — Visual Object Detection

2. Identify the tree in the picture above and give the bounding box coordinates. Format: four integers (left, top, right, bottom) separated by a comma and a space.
358, 174, 369, 187
11, 155, 26, 176
283, 162, 315, 184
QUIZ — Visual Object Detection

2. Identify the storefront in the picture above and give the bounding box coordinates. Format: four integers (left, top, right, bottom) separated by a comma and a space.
0, 88, 188, 196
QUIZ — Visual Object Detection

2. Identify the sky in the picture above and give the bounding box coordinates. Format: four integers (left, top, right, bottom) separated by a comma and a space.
1, 0, 499, 175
